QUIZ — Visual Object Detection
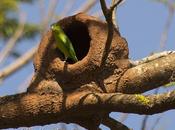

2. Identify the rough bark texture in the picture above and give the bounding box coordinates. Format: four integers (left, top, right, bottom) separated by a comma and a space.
0, 90, 175, 129
117, 53, 175, 93
1, 13, 175, 129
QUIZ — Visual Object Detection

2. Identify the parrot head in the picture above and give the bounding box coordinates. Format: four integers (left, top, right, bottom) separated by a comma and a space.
51, 23, 63, 33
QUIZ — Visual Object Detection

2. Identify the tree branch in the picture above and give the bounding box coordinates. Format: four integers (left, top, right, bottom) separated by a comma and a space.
110, 0, 123, 11
118, 113, 128, 122
102, 115, 131, 130
74, 0, 98, 14
141, 115, 149, 130
111, 0, 118, 27
0, 47, 37, 79
159, 4, 174, 50
60, 0, 76, 18
130, 51, 175, 66
100, 0, 109, 18
0, 90, 175, 129
0, 12, 26, 64
100, 0, 122, 66
118, 53, 175, 93
41, 0, 58, 35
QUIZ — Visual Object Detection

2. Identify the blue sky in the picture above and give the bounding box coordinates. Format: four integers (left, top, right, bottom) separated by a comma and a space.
1, 0, 175, 130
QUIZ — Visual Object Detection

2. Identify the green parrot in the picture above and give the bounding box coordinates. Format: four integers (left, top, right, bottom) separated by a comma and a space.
51, 23, 78, 62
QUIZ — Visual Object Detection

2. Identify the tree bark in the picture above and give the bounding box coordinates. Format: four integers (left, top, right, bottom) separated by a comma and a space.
0, 89, 175, 129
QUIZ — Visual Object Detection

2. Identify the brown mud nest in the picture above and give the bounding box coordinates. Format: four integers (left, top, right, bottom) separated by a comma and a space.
28, 13, 131, 93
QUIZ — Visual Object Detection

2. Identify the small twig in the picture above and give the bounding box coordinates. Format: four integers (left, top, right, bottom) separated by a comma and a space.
100, 0, 109, 19
100, 0, 123, 66
130, 51, 175, 66
59, 0, 76, 18
74, 0, 98, 14
110, 0, 123, 11
141, 115, 149, 130
0, 47, 37, 80
41, 0, 58, 35
93, 0, 125, 19
38, 0, 45, 22
111, 0, 125, 29
0, 12, 26, 65
151, 115, 162, 130
111, 0, 118, 27
102, 115, 132, 130
159, 2, 174, 51
118, 113, 129, 123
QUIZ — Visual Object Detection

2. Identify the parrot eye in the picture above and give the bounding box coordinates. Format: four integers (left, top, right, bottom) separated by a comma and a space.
51, 23, 56, 30
51, 25, 54, 29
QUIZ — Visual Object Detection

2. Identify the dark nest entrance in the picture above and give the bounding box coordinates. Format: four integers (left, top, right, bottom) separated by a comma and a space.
62, 21, 91, 64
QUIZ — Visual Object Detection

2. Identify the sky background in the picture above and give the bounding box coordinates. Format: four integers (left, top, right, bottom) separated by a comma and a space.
0, 0, 175, 130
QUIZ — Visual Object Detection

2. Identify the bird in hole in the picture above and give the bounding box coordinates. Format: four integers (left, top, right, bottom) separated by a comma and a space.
51, 23, 78, 63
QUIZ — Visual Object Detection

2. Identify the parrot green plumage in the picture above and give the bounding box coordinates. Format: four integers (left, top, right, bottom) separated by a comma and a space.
164, 81, 175, 87
51, 23, 78, 62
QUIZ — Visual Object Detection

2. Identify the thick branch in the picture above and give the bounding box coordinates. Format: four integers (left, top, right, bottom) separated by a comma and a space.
0, 90, 175, 129
117, 53, 175, 93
